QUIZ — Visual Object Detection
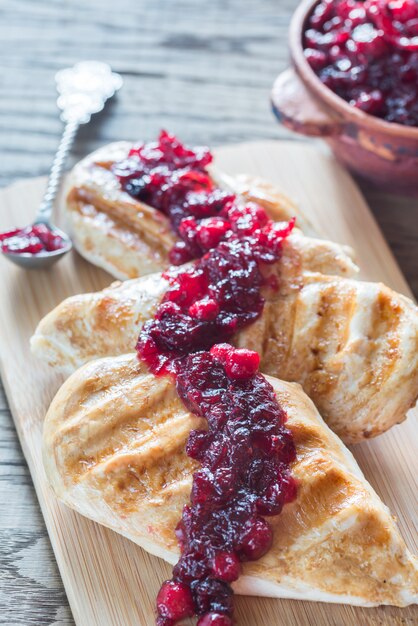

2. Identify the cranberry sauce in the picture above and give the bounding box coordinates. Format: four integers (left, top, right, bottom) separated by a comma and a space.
0, 224, 65, 255
136, 213, 295, 376
155, 348, 297, 626
303, 0, 418, 126
112, 130, 237, 265
132, 134, 297, 625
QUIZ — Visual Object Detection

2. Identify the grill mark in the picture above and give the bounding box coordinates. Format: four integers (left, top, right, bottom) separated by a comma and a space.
257, 455, 365, 558
75, 167, 171, 238
57, 370, 185, 478
278, 282, 322, 384
290, 419, 335, 459
276, 292, 300, 379
65, 401, 193, 481
72, 296, 136, 353
262, 302, 278, 363
301, 282, 355, 398
69, 192, 173, 262
369, 291, 402, 382
87, 431, 200, 514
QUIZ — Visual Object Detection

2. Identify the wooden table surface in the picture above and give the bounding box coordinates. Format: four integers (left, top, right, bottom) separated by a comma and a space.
0, 1, 417, 624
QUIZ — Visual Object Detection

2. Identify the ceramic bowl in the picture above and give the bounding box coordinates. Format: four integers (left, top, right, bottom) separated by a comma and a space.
271, 0, 418, 194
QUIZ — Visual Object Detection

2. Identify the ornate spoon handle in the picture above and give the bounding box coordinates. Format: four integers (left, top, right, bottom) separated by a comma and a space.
36, 120, 79, 223
35, 61, 123, 225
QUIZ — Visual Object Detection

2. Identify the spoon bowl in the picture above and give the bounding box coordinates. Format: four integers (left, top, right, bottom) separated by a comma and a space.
0, 61, 122, 271
1, 226, 72, 270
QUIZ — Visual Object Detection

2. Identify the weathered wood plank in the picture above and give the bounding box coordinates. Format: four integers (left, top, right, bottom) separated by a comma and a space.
0, 0, 417, 624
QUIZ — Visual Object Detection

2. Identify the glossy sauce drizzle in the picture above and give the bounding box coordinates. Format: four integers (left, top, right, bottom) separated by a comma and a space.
114, 132, 297, 626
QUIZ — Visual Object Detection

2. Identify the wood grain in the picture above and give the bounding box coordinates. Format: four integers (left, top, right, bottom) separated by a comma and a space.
0, 1, 417, 624
0, 141, 416, 626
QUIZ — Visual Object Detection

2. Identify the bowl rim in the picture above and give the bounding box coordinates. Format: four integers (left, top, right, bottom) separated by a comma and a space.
290, 0, 418, 139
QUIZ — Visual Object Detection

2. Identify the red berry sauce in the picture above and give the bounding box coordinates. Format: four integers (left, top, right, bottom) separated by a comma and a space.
143, 344, 296, 626
168, 349, 296, 626
0, 224, 65, 255
136, 216, 295, 376
124, 132, 297, 625
112, 130, 237, 265
303, 0, 418, 126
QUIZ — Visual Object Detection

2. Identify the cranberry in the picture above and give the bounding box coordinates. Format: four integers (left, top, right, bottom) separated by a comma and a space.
186, 429, 210, 460
347, 6, 368, 27
304, 0, 418, 126
197, 613, 233, 626
169, 241, 193, 265
212, 552, 241, 582
223, 348, 260, 381
305, 27, 350, 49
388, 0, 418, 22
189, 298, 220, 321
209, 343, 234, 364
187, 190, 235, 219
351, 88, 384, 113
347, 23, 387, 59
237, 518, 273, 561
256, 481, 287, 516
0, 224, 66, 255
191, 469, 215, 504
304, 47, 328, 69
311, 0, 334, 27
156, 581, 194, 621
196, 217, 231, 250
227, 202, 269, 236
0, 228, 21, 241
165, 269, 207, 307
335, 0, 357, 20
178, 216, 199, 238
193, 579, 234, 616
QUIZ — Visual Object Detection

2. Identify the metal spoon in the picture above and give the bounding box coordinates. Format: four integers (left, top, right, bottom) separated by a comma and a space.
1, 61, 123, 270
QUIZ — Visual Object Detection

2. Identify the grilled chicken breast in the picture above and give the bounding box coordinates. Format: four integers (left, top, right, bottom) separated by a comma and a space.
43, 353, 418, 607
237, 272, 418, 442
64, 142, 336, 280
31, 251, 418, 443
30, 229, 358, 378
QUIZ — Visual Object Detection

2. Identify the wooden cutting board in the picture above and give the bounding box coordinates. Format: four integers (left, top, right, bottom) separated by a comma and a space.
0, 140, 416, 626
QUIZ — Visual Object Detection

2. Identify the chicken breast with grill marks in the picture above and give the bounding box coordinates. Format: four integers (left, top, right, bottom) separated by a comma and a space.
237, 272, 418, 442
43, 353, 418, 607
31, 249, 418, 443
63, 142, 344, 280
29, 228, 358, 377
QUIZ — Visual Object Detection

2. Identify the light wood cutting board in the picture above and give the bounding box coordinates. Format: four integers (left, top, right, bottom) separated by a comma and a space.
0, 141, 416, 626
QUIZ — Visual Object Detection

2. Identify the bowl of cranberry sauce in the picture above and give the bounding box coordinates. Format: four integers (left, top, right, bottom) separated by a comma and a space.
271, 0, 418, 193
